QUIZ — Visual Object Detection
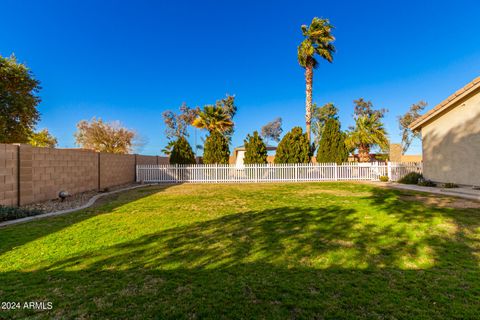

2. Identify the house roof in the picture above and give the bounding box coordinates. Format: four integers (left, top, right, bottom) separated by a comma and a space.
409, 76, 480, 131
234, 145, 277, 151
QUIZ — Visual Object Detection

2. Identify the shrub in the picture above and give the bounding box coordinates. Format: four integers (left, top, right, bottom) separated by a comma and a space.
0, 206, 44, 222
418, 179, 436, 187
244, 131, 268, 165
398, 172, 423, 185
316, 119, 349, 164
274, 127, 312, 164
169, 137, 196, 165
203, 131, 230, 164
443, 182, 458, 188
379, 175, 389, 182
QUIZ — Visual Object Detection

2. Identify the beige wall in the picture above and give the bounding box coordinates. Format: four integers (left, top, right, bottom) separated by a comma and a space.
421, 88, 480, 185
137, 155, 158, 165
158, 156, 170, 165
0, 144, 167, 206
400, 155, 422, 162
31, 147, 98, 203
99, 153, 135, 190
0, 144, 18, 206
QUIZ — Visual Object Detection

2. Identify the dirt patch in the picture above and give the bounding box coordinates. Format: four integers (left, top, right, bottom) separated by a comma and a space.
399, 193, 480, 209
21, 183, 138, 213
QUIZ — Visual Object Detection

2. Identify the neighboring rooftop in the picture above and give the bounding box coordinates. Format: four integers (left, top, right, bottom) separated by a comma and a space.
234, 145, 277, 151
410, 76, 480, 131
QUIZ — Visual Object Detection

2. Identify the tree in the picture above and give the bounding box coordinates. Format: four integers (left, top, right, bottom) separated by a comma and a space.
316, 119, 348, 163
215, 95, 237, 139
0, 54, 41, 143
162, 103, 199, 157
398, 101, 427, 153
353, 98, 387, 120
261, 117, 283, 145
28, 129, 57, 147
192, 95, 237, 138
169, 136, 196, 164
346, 114, 389, 162
244, 131, 268, 164
203, 131, 230, 164
274, 127, 312, 164
298, 17, 335, 143
74, 118, 138, 154
192, 105, 233, 134
162, 103, 199, 140
161, 140, 175, 156
311, 102, 338, 147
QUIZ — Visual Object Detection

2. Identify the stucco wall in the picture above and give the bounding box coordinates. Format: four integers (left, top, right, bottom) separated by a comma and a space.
421, 88, 480, 185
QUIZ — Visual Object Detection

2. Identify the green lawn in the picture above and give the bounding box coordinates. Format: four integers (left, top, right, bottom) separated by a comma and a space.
0, 183, 479, 319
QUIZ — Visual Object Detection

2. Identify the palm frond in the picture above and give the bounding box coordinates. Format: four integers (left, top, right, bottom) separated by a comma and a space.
298, 17, 336, 68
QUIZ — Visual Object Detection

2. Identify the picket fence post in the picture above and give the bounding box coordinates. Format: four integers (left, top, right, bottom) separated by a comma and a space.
137, 161, 422, 184
387, 162, 392, 181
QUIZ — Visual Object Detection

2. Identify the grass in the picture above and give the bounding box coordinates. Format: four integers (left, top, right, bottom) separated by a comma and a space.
0, 182, 479, 319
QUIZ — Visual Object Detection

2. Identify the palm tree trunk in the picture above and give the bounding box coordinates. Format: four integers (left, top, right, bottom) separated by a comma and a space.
358, 144, 370, 162
305, 64, 313, 143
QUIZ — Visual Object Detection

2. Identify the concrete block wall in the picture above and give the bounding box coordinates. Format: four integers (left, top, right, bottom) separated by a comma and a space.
136, 155, 158, 165
99, 153, 135, 190
157, 156, 170, 164
0, 144, 19, 206
31, 147, 98, 203
0, 143, 167, 206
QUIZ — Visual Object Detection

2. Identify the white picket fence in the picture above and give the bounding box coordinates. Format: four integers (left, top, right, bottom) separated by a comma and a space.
136, 162, 422, 184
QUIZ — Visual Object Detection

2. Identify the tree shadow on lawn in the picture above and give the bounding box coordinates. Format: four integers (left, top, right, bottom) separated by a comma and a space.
0, 185, 176, 257
2, 192, 479, 319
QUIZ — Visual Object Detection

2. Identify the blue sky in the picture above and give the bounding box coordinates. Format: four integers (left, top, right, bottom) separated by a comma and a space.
1, 0, 479, 155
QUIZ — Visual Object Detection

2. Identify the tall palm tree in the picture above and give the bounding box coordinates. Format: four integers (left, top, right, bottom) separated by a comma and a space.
298, 17, 336, 143
346, 115, 389, 162
191, 105, 233, 134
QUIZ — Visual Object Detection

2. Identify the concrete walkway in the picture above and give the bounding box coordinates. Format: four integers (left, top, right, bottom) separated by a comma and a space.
382, 183, 480, 201
0, 184, 152, 228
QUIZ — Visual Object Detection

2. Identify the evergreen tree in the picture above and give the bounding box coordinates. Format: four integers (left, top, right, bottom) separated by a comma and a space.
203, 131, 230, 164
316, 118, 348, 163
170, 136, 196, 164
244, 131, 268, 164
274, 127, 312, 164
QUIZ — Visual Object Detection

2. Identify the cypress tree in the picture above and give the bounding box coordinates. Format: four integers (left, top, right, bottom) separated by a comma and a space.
274, 127, 312, 164
316, 118, 348, 164
203, 131, 230, 164
244, 131, 268, 164
169, 137, 196, 164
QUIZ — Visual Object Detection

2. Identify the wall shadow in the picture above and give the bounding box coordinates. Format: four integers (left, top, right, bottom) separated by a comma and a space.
0, 184, 177, 257
1, 194, 479, 318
